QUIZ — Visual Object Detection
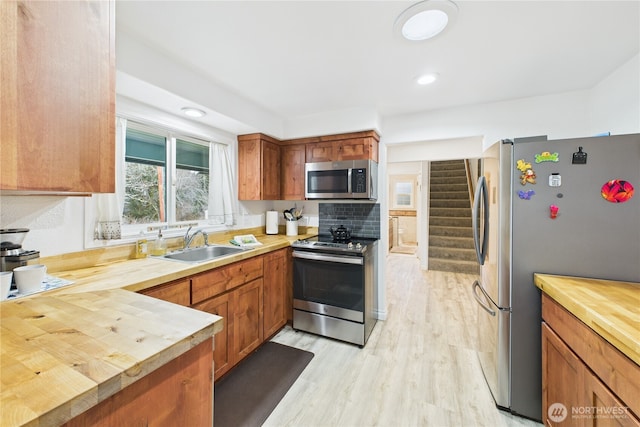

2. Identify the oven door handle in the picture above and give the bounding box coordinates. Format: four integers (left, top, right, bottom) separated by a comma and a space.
292, 251, 364, 265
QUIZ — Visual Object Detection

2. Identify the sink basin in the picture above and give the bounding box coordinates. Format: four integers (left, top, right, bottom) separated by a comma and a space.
159, 245, 246, 263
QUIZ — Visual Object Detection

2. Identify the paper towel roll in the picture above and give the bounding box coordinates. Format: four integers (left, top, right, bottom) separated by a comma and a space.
266, 211, 279, 234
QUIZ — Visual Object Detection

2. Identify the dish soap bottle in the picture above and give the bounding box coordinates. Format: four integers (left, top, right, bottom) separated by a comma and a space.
135, 231, 148, 259
151, 229, 167, 256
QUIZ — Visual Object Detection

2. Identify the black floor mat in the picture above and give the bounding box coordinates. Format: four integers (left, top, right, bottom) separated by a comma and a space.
214, 341, 314, 427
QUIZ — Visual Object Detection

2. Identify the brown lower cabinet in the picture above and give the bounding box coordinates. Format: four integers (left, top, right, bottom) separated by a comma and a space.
142, 250, 289, 381
193, 291, 231, 378
193, 277, 264, 380
63, 339, 213, 427
263, 248, 287, 338
541, 294, 640, 427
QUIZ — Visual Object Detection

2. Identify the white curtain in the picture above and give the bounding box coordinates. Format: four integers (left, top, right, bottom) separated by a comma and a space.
93, 117, 127, 239
208, 143, 235, 226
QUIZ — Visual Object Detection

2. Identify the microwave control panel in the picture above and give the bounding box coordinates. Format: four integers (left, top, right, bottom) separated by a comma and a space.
352, 168, 367, 193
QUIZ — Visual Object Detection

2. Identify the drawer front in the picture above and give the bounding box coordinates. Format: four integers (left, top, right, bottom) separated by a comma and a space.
191, 257, 264, 304
140, 279, 191, 306
542, 294, 640, 418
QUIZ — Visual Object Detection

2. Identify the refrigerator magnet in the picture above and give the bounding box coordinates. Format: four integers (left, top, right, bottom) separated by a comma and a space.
516, 159, 536, 185
549, 205, 559, 219
534, 151, 559, 163
572, 146, 588, 164
518, 190, 535, 200
601, 179, 634, 203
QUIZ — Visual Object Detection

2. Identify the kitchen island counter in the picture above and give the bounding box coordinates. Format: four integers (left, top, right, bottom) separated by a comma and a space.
0, 231, 315, 426
534, 273, 640, 365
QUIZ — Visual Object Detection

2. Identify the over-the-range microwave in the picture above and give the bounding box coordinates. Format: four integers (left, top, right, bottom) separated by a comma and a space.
305, 159, 378, 200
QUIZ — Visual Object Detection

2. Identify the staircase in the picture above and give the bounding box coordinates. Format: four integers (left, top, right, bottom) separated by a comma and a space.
428, 160, 479, 275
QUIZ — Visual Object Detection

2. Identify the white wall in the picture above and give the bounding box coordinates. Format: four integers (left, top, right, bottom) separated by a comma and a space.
588, 54, 640, 136
0, 196, 85, 256
382, 54, 640, 150
382, 89, 591, 150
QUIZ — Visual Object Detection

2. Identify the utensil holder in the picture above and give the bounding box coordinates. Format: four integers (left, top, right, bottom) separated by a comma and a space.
286, 220, 298, 236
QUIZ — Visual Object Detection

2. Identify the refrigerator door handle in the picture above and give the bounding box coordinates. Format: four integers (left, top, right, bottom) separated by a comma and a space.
472, 176, 490, 265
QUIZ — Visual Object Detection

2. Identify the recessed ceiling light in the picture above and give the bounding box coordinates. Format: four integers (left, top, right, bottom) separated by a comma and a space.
394, 0, 458, 41
417, 73, 439, 85
181, 107, 206, 118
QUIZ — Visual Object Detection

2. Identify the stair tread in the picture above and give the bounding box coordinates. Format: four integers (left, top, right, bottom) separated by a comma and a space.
429, 257, 478, 264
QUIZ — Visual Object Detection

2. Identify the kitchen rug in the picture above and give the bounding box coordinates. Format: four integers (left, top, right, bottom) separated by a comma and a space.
214, 341, 314, 427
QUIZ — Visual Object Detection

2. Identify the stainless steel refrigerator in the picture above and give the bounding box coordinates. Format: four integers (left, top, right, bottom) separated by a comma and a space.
471, 133, 640, 421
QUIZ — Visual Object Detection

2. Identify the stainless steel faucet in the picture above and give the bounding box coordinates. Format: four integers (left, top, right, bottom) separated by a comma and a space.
184, 226, 208, 249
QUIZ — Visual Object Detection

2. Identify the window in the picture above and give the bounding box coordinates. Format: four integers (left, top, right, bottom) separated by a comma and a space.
123, 121, 210, 232
175, 139, 209, 221
390, 175, 416, 209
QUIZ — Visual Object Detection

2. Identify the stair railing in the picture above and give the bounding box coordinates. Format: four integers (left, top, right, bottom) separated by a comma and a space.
464, 159, 475, 206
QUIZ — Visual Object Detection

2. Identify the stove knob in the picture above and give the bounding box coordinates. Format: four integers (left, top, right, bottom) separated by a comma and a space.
356, 242, 362, 249
347, 242, 353, 249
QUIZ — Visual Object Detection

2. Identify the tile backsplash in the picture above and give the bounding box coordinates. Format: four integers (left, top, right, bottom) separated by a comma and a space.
319, 203, 380, 239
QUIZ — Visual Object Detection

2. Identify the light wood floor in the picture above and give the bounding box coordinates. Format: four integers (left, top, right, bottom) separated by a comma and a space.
264, 253, 543, 427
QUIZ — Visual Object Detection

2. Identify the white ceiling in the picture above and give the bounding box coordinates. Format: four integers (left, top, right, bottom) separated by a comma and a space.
115, 0, 639, 134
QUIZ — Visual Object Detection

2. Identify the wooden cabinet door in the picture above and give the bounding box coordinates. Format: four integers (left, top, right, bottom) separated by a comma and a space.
139, 279, 190, 306
237, 134, 280, 200
336, 139, 366, 160
336, 138, 376, 161
1, 0, 115, 193
193, 293, 232, 380
237, 137, 261, 200
542, 322, 586, 427
263, 249, 287, 338
306, 141, 335, 163
281, 144, 306, 200
232, 278, 264, 361
262, 140, 281, 200
584, 371, 640, 427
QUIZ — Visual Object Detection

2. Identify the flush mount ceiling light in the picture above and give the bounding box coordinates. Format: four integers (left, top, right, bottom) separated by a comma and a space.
416, 72, 439, 85
394, 0, 458, 41
181, 107, 206, 118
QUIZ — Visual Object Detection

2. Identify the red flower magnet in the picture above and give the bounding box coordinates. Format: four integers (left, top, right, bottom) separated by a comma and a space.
601, 180, 634, 203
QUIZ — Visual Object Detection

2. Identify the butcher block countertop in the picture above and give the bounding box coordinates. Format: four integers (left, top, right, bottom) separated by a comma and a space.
1, 229, 315, 427
534, 273, 640, 366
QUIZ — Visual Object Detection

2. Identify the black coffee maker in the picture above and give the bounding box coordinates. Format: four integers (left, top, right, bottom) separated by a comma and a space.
0, 228, 40, 275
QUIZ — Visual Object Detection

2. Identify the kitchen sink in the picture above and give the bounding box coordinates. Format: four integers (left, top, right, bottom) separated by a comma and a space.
159, 245, 247, 263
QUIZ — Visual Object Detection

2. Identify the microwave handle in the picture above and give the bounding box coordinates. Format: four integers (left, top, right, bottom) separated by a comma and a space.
347, 168, 352, 194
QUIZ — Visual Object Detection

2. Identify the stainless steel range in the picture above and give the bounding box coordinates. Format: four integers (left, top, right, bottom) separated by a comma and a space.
291, 232, 378, 346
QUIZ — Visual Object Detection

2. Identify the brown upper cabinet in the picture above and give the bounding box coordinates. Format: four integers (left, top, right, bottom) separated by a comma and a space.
304, 131, 380, 163
280, 144, 306, 200
238, 130, 379, 200
1, 1, 115, 194
237, 133, 281, 200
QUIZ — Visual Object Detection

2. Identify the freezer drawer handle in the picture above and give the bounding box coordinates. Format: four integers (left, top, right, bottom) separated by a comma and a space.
472, 280, 496, 316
